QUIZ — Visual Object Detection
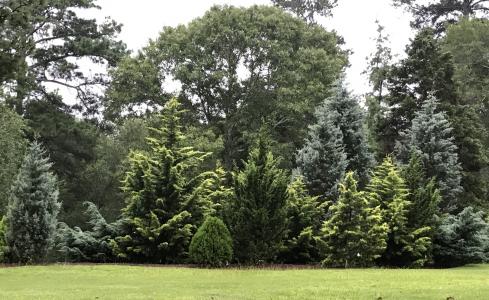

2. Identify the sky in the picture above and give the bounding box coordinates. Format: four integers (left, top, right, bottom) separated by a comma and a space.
89, 0, 415, 96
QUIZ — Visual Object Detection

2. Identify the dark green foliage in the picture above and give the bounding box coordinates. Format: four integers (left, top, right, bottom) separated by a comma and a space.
110, 99, 215, 263
434, 207, 489, 267
108, 5, 347, 169
227, 133, 289, 264
57, 202, 123, 262
0, 0, 126, 115
0, 217, 7, 262
271, 0, 338, 22
0, 104, 26, 213
280, 177, 324, 264
189, 217, 233, 267
324, 81, 375, 184
393, 0, 489, 32
384, 28, 486, 210
321, 172, 387, 268
25, 97, 99, 227
5, 142, 61, 263
396, 97, 463, 211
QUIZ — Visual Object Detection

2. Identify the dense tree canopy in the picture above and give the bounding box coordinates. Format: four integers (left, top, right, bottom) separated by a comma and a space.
107, 5, 348, 169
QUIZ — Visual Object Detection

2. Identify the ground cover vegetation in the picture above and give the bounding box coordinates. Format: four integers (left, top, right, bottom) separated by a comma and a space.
0, 0, 489, 269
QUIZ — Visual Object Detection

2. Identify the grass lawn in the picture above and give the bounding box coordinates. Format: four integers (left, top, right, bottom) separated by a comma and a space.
0, 264, 488, 299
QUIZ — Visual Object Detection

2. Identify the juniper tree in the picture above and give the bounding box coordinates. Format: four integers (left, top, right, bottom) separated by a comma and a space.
396, 96, 463, 212
434, 207, 489, 267
110, 98, 217, 263
367, 156, 431, 267
5, 141, 61, 263
321, 172, 387, 268
280, 177, 324, 264
227, 133, 289, 264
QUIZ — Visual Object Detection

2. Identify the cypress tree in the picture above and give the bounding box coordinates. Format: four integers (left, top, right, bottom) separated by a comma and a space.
5, 141, 61, 263
395, 96, 463, 212
227, 133, 289, 264
367, 157, 414, 266
110, 98, 215, 263
401, 152, 442, 266
280, 177, 324, 264
321, 172, 387, 268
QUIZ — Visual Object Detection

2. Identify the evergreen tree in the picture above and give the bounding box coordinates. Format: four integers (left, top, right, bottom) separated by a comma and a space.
367, 156, 421, 266
296, 90, 347, 199
227, 133, 289, 264
189, 216, 233, 267
326, 80, 375, 184
5, 141, 61, 263
110, 99, 215, 263
280, 177, 324, 264
0, 104, 26, 213
401, 152, 442, 266
396, 96, 463, 212
434, 207, 489, 267
321, 172, 387, 268
57, 202, 123, 262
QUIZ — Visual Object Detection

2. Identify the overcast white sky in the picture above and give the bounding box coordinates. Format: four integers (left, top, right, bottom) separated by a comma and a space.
91, 0, 414, 96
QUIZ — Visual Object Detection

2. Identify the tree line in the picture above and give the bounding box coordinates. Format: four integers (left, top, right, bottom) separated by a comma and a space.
0, 0, 489, 267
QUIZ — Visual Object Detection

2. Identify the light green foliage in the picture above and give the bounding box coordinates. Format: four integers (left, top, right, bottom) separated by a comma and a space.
189, 216, 233, 267
367, 157, 420, 267
321, 172, 387, 268
227, 133, 289, 264
434, 207, 489, 267
108, 5, 347, 169
401, 152, 442, 266
0, 104, 26, 213
5, 141, 61, 263
0, 216, 7, 262
280, 177, 324, 264
396, 97, 462, 212
110, 99, 218, 263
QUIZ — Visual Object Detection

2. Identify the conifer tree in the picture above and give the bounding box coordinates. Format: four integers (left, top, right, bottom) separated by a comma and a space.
434, 207, 489, 267
396, 96, 463, 212
367, 156, 420, 266
321, 172, 387, 268
295, 91, 347, 200
227, 132, 289, 264
401, 152, 442, 266
325, 81, 375, 184
280, 177, 324, 264
5, 141, 61, 263
110, 98, 216, 263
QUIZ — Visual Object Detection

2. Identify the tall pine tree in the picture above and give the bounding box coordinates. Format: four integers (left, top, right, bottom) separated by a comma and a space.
110, 98, 216, 263
227, 132, 289, 264
320, 172, 387, 268
396, 96, 463, 212
5, 141, 61, 263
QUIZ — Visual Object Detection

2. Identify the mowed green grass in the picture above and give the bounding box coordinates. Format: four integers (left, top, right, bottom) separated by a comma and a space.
0, 264, 488, 299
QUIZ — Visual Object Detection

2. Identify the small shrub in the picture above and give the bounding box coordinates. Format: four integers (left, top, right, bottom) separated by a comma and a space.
189, 217, 233, 267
